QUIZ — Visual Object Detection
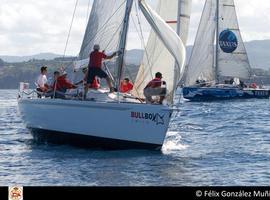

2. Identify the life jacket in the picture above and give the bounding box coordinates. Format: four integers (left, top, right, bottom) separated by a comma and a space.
120, 82, 134, 93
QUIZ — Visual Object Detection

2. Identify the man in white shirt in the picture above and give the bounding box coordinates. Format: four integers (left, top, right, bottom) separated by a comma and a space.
37, 66, 49, 92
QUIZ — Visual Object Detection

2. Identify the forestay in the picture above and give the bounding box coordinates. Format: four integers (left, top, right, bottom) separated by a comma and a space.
132, 0, 187, 104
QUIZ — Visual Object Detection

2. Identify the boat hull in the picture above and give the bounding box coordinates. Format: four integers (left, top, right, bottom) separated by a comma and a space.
183, 87, 270, 101
30, 128, 161, 150
18, 99, 173, 150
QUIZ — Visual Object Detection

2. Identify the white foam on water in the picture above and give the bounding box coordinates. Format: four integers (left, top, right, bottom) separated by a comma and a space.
162, 131, 189, 154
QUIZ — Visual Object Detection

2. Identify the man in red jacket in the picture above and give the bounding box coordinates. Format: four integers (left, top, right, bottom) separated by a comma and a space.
120, 78, 133, 93
84, 44, 119, 98
143, 72, 167, 104
52, 71, 77, 99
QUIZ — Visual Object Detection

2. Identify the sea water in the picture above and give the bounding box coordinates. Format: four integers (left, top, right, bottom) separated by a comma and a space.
0, 89, 270, 186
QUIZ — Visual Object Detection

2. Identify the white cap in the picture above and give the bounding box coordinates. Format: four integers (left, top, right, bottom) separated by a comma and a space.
94, 44, 100, 50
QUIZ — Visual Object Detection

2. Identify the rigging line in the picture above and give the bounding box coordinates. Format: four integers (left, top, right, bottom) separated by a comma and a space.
135, 0, 169, 93
80, 1, 126, 51
132, 0, 157, 97
134, 0, 153, 79
104, 21, 124, 51
86, 0, 91, 26
98, 22, 124, 84
110, 6, 143, 101
124, 66, 144, 103
117, 14, 145, 98
131, 2, 149, 97
136, 1, 166, 85
131, 15, 144, 48
63, 0, 79, 58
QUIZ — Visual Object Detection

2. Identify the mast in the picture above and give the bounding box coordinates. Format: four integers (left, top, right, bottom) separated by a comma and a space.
116, 0, 134, 97
173, 0, 182, 97
215, 0, 220, 83
176, 0, 182, 35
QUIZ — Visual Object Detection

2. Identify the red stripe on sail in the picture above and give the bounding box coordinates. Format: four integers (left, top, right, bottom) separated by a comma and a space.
166, 20, 177, 24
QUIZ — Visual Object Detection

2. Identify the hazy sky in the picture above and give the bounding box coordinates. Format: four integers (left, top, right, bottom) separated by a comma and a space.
1, 0, 270, 56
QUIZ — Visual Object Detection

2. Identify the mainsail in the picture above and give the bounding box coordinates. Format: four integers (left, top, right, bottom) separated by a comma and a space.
185, 0, 252, 86
78, 0, 128, 61
132, 0, 191, 103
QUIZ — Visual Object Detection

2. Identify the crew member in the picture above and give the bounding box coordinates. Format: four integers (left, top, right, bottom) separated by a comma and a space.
143, 72, 167, 104
85, 44, 120, 98
75, 68, 100, 90
120, 78, 133, 93
52, 71, 77, 99
36, 66, 49, 93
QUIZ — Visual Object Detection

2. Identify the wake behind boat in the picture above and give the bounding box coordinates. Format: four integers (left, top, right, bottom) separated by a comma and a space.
18, 0, 191, 150
182, 0, 270, 101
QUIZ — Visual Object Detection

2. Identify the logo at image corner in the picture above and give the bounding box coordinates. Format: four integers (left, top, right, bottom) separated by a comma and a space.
9, 186, 23, 200
219, 29, 238, 53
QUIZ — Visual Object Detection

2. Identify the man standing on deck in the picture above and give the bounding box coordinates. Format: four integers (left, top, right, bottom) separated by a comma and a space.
84, 44, 119, 99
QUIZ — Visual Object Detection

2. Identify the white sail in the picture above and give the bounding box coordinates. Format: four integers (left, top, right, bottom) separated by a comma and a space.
132, 0, 189, 103
217, 0, 252, 79
185, 0, 217, 86
178, 0, 192, 45
79, 0, 128, 60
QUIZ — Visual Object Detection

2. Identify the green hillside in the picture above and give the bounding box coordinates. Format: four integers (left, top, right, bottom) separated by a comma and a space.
0, 58, 140, 89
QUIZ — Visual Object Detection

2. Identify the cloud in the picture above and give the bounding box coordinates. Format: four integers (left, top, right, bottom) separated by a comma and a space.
188, 0, 270, 45
0, 0, 90, 56
0, 0, 270, 55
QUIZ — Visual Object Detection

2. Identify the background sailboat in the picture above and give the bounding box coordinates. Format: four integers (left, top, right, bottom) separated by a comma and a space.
183, 0, 270, 101
18, 0, 188, 150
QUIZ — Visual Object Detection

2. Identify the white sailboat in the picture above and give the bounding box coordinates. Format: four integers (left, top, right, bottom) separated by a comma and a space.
18, 0, 190, 150
183, 0, 270, 101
